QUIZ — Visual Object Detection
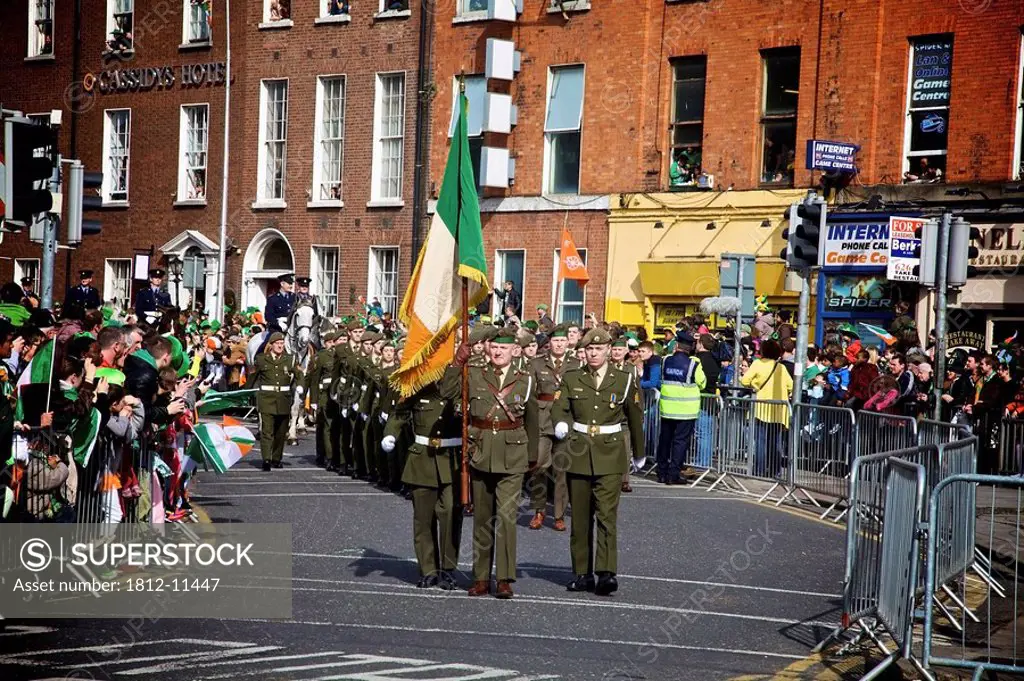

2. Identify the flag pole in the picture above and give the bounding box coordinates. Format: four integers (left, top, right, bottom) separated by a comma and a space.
456, 77, 471, 507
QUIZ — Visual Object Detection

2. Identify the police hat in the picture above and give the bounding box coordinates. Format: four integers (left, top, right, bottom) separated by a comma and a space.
149, 268, 166, 279
267, 331, 285, 344
296, 276, 311, 286
20, 276, 32, 286
79, 269, 94, 279
278, 274, 294, 284
29, 308, 57, 330
579, 328, 612, 348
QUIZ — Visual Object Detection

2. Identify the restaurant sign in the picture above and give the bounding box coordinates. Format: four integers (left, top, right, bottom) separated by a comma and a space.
970, 224, 1024, 270
83, 62, 228, 94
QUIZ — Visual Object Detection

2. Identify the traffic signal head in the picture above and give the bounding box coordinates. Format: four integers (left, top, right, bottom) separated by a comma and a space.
66, 163, 103, 244
947, 217, 980, 288
4, 118, 58, 228
781, 193, 826, 270
913, 219, 938, 287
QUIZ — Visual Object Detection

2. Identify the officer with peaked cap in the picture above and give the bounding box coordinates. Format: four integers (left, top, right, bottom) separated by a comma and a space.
251, 331, 298, 471
265, 274, 296, 333
65, 269, 102, 311
135, 268, 172, 324
552, 328, 645, 596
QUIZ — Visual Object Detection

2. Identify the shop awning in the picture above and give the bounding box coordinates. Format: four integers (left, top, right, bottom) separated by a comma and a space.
637, 260, 796, 299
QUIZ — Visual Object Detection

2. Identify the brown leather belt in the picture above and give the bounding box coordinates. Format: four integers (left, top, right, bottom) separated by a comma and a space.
537, 393, 557, 402
470, 417, 524, 431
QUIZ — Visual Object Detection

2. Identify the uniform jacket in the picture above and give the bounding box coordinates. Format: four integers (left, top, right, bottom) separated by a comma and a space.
251, 352, 297, 415
264, 291, 295, 332
385, 368, 462, 488
308, 346, 336, 408
453, 363, 539, 474
135, 286, 172, 320
530, 353, 580, 435
551, 363, 645, 476
64, 285, 101, 311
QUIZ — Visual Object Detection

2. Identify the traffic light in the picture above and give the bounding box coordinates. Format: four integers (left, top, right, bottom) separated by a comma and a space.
3, 118, 58, 228
914, 219, 939, 288
781, 192, 826, 269
947, 216, 980, 288
66, 161, 104, 244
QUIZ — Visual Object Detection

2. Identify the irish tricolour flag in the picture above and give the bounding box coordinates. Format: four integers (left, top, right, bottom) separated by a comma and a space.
186, 419, 256, 474
391, 90, 488, 398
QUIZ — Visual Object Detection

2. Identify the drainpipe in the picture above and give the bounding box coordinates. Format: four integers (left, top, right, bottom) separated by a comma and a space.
411, 0, 434, 272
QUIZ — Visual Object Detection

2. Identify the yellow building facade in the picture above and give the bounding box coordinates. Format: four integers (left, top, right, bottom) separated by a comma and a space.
605, 190, 810, 333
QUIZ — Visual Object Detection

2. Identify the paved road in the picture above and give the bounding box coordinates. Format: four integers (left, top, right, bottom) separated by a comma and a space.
1, 428, 847, 681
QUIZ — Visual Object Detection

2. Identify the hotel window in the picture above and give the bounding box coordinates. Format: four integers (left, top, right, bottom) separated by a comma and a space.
669, 57, 706, 188
449, 75, 486, 191
178, 104, 209, 201
368, 246, 399, 315
104, 259, 132, 307
28, 0, 53, 58
1017, 35, 1024, 180
320, 0, 350, 17
760, 47, 800, 186
544, 65, 584, 195
102, 109, 131, 203
263, 0, 291, 22
313, 76, 346, 203
552, 248, 587, 324
257, 79, 288, 203
371, 73, 406, 203
184, 0, 211, 43
904, 36, 953, 183
311, 246, 340, 316
106, 0, 134, 53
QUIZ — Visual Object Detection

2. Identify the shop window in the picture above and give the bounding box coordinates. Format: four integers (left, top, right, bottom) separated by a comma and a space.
544, 65, 585, 195
903, 35, 952, 183
669, 56, 706, 189
28, 0, 53, 58
760, 47, 800, 186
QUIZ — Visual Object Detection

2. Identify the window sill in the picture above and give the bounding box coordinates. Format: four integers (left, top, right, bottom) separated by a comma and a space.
452, 11, 490, 24
174, 199, 207, 207
314, 14, 352, 24
366, 199, 405, 208
258, 19, 294, 30
102, 47, 135, 58
24, 53, 56, 62
375, 8, 412, 19
546, 0, 591, 13
179, 40, 212, 51
307, 199, 344, 209
102, 200, 130, 209
251, 200, 288, 210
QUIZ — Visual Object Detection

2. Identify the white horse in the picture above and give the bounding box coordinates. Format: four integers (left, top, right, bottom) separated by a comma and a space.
285, 301, 325, 445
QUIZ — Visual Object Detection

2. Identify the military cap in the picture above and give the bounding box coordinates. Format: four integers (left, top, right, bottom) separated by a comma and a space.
296, 276, 312, 286
346, 318, 362, 331
517, 331, 536, 348
549, 323, 570, 338
523, 320, 539, 331
611, 335, 629, 348
267, 331, 286, 344
277, 273, 294, 284
675, 329, 695, 345
20, 276, 32, 286
579, 328, 612, 348
149, 268, 166, 279
491, 327, 519, 345
361, 330, 382, 343
79, 269, 94, 278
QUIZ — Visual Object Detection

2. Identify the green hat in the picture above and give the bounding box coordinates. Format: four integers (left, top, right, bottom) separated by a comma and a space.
550, 323, 570, 339
101, 306, 114, 321
611, 335, 628, 348
163, 333, 188, 378
103, 319, 124, 328
361, 330, 382, 343
491, 327, 518, 345
580, 328, 612, 348
267, 331, 286, 344
838, 323, 860, 338
803, 365, 826, 384
537, 303, 549, 311
347, 319, 362, 331
95, 366, 126, 386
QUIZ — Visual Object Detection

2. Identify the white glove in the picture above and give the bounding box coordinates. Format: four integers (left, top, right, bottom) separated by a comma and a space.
361, 413, 369, 422
554, 422, 569, 440
296, 386, 305, 397
352, 403, 359, 411
381, 435, 396, 453
341, 408, 349, 417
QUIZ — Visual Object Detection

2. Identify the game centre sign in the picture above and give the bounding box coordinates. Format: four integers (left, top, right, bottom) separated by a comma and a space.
83, 62, 228, 94
821, 221, 890, 270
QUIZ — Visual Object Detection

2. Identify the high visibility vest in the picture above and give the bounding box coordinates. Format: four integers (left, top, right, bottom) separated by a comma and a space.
660, 355, 700, 420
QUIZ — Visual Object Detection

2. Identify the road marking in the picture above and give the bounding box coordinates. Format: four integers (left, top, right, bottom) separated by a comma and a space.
0, 638, 257, 662
240, 618, 809, 661
194, 653, 435, 679
0, 626, 57, 637
81, 646, 283, 674
282, 551, 842, 598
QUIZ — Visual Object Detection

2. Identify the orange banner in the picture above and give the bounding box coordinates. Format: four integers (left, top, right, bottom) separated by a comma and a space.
558, 228, 590, 282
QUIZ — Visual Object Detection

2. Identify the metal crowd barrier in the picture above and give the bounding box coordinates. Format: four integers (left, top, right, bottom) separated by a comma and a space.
790, 402, 856, 518
918, 419, 971, 448
998, 417, 1024, 476
922, 474, 1024, 680
855, 410, 919, 459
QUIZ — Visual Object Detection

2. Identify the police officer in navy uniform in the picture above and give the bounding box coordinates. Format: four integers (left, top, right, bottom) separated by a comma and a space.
64, 269, 102, 311
135, 268, 172, 325
265, 274, 296, 333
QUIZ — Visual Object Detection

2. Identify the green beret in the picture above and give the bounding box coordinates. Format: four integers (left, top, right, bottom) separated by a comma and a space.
361, 331, 382, 343
550, 323, 569, 338
323, 331, 338, 342
491, 327, 518, 345
103, 319, 124, 328
580, 328, 612, 348
347, 319, 362, 331
611, 336, 628, 348
536, 303, 549, 311
517, 331, 536, 348
268, 331, 285, 344
101, 306, 114, 321
523, 320, 539, 331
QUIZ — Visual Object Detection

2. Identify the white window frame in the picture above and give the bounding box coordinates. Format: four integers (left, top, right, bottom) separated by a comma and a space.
902, 37, 952, 178
311, 75, 346, 207
546, 0, 591, 14
261, 0, 293, 26
14, 259, 40, 288
1014, 34, 1024, 180
255, 79, 288, 207
367, 246, 400, 316
551, 247, 587, 324
543, 64, 585, 196
104, 258, 132, 306
370, 72, 407, 206
102, 108, 131, 204
316, 0, 351, 22
377, 0, 411, 17
455, 0, 489, 19
492, 249, 526, 318
27, 0, 54, 59
310, 245, 340, 316
177, 103, 209, 203
105, 0, 134, 53
182, 0, 212, 45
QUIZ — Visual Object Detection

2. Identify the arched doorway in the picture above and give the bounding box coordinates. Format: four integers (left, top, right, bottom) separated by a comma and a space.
242, 229, 295, 311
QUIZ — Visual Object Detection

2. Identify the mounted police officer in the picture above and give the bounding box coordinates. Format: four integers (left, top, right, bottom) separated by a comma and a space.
656, 330, 706, 485
135, 268, 172, 325
290, 276, 320, 318
64, 269, 102, 312
265, 274, 296, 333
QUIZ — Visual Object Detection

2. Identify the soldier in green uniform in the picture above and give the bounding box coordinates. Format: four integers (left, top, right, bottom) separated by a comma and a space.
383, 365, 463, 588
309, 331, 339, 468
376, 340, 402, 491
451, 328, 539, 599
251, 331, 298, 471
334, 321, 364, 477
353, 329, 381, 481
360, 331, 391, 488
468, 324, 498, 368
552, 328, 645, 595
527, 323, 579, 532
610, 336, 636, 493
